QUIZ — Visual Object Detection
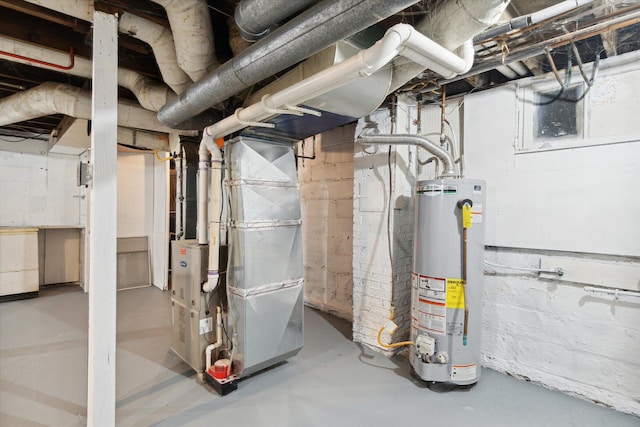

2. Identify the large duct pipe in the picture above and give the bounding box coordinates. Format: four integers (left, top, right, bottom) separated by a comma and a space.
22, 0, 192, 95
158, 0, 421, 129
0, 37, 175, 111
234, 0, 318, 42
118, 13, 192, 95
358, 134, 459, 178
0, 82, 188, 135
388, 0, 510, 93
151, 0, 217, 82
203, 24, 474, 140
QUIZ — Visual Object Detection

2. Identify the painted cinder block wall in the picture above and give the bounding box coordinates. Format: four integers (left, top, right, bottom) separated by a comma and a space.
349, 55, 640, 416
299, 125, 355, 321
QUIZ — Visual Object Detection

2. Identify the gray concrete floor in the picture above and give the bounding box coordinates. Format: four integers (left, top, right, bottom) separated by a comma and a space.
1, 285, 638, 426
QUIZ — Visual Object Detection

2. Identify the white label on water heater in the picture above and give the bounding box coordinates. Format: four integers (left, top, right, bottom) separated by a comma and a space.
199, 317, 213, 335
451, 364, 477, 381
471, 203, 483, 224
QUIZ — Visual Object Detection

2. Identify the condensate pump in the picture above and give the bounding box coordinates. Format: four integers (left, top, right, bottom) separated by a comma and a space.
410, 178, 486, 385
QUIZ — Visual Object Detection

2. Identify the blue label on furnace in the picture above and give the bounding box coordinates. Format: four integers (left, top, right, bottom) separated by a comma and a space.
180, 261, 187, 268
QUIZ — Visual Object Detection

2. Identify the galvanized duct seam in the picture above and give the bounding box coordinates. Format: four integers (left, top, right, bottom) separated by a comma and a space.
234, 0, 318, 42
151, 0, 217, 82
158, 0, 422, 129
0, 37, 175, 111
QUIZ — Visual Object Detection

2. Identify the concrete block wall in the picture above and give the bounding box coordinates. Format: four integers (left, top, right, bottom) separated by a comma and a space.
299, 124, 355, 321
482, 248, 640, 416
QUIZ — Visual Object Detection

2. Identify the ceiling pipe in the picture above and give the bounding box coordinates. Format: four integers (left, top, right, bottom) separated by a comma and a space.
158, 0, 422, 129
358, 134, 459, 177
22, 0, 192, 95
202, 23, 474, 140
475, 0, 595, 42
0, 37, 175, 111
150, 0, 217, 82
388, 0, 511, 94
116, 128, 170, 151
0, 82, 193, 135
118, 13, 192, 95
234, 0, 318, 42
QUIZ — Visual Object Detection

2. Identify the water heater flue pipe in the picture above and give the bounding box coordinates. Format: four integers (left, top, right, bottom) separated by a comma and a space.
358, 134, 460, 178
199, 132, 223, 293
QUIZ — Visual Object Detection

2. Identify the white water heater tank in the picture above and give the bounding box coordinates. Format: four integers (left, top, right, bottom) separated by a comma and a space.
410, 178, 486, 385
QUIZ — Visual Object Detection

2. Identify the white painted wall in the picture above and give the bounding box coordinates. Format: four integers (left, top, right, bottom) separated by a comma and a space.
116, 152, 169, 290
0, 139, 82, 227
299, 125, 354, 320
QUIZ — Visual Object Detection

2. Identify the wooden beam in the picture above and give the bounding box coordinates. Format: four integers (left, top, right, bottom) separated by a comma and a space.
87, 10, 118, 427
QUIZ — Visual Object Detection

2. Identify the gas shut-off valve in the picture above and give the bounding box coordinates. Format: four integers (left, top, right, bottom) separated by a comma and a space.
416, 335, 435, 361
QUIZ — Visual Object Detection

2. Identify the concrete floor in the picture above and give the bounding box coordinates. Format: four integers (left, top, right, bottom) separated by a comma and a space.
0, 285, 637, 426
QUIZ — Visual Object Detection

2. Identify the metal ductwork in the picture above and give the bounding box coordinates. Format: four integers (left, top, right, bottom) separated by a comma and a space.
0, 37, 175, 111
234, 0, 318, 42
157, 0, 421, 129
151, 0, 218, 81
358, 134, 460, 177
0, 82, 188, 135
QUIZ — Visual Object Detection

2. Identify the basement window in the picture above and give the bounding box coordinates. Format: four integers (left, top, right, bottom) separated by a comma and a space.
534, 85, 584, 140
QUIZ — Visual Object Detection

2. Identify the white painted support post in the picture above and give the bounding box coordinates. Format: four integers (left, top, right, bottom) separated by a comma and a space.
87, 11, 118, 427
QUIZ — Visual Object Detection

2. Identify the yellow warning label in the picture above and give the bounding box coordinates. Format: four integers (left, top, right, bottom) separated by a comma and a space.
446, 278, 465, 309
462, 204, 472, 229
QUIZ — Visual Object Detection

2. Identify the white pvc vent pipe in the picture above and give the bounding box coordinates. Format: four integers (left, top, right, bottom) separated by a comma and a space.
203, 23, 474, 140
198, 133, 222, 294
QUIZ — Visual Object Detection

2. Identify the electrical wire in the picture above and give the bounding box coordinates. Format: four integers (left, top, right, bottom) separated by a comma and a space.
154, 150, 173, 162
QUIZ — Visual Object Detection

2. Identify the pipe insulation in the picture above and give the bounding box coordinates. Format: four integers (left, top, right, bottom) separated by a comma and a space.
118, 13, 192, 95
22, 0, 192, 95
358, 134, 459, 177
158, 0, 422, 128
0, 37, 175, 111
203, 24, 474, 140
151, 0, 217, 81
234, 0, 318, 42
0, 82, 188, 135
388, 0, 510, 93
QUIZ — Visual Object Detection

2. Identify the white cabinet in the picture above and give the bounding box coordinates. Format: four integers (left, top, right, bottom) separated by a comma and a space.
0, 228, 39, 298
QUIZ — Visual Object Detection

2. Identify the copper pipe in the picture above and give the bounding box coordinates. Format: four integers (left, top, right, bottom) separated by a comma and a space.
0, 46, 75, 71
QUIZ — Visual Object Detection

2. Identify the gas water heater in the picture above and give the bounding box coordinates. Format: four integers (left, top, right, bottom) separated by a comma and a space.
410, 178, 486, 385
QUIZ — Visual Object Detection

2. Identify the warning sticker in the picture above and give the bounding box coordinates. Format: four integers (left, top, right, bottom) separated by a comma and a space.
417, 297, 446, 335
471, 203, 483, 224
199, 317, 213, 335
451, 364, 477, 381
446, 279, 465, 309
420, 275, 445, 292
